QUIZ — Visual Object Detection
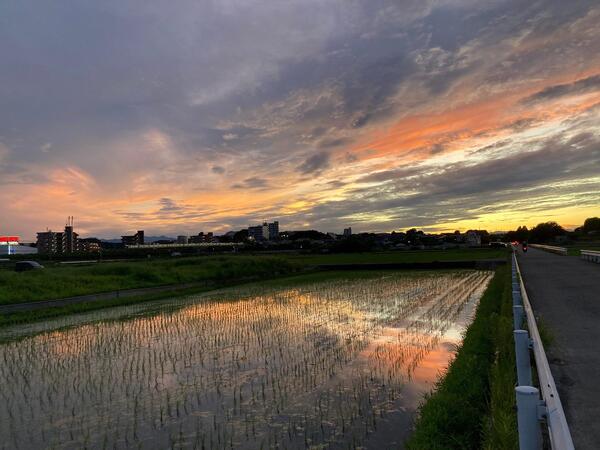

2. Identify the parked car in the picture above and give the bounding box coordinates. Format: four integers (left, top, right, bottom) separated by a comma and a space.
15, 261, 45, 272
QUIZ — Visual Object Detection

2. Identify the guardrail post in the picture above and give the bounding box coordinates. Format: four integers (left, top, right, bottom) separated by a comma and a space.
516, 386, 542, 450
581, 251, 600, 264
513, 305, 524, 330
514, 330, 532, 386
513, 289, 522, 306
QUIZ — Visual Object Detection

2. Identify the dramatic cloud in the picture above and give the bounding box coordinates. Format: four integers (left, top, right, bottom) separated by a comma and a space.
0, 0, 598, 238
231, 177, 270, 190
523, 74, 600, 104
297, 152, 331, 175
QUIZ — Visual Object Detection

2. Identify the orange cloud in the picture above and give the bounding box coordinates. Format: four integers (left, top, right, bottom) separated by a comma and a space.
349, 70, 600, 166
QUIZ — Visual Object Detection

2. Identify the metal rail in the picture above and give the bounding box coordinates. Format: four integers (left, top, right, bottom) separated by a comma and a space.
528, 244, 567, 256
581, 249, 600, 264
512, 252, 574, 450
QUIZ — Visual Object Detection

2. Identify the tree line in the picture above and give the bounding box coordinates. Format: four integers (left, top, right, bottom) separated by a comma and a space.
504, 217, 600, 244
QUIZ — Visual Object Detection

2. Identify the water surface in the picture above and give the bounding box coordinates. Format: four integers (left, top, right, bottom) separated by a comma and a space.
0, 271, 491, 449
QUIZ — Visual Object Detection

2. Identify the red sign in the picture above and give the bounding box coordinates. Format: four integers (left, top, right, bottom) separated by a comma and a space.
0, 236, 19, 242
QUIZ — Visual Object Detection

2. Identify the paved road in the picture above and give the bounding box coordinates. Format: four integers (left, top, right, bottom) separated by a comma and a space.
517, 247, 600, 450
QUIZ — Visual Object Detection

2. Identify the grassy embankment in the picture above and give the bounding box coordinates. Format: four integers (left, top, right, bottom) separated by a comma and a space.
0, 255, 302, 305
407, 264, 517, 450
0, 248, 507, 326
0, 248, 507, 305
0, 270, 416, 328
287, 247, 507, 265
0, 256, 305, 326
565, 242, 600, 256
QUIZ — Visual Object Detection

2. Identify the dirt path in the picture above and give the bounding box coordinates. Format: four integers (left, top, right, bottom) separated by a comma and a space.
0, 282, 203, 314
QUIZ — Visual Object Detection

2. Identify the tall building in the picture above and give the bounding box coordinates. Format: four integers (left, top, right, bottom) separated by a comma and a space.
177, 235, 189, 244
262, 222, 270, 240
36, 217, 82, 254
121, 230, 145, 246
248, 221, 279, 241
36, 231, 59, 254
343, 227, 352, 237
268, 221, 279, 240
63, 217, 76, 253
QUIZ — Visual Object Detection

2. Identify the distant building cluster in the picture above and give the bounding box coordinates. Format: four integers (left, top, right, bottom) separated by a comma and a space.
121, 230, 145, 246
36, 217, 101, 255
19, 214, 501, 258
26, 218, 359, 255
189, 232, 216, 244
121, 231, 219, 248
248, 221, 279, 241
20, 214, 597, 258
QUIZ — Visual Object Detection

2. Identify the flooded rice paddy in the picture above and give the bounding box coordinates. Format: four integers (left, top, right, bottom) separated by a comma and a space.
0, 271, 491, 449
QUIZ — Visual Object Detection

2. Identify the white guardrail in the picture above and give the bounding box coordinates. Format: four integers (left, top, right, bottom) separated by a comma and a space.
512, 251, 574, 450
528, 244, 567, 256
581, 249, 600, 264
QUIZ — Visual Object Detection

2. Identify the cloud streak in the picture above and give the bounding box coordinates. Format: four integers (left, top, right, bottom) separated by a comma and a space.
522, 74, 600, 104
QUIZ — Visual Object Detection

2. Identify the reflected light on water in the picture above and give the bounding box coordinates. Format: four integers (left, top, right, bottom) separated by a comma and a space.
0, 270, 491, 449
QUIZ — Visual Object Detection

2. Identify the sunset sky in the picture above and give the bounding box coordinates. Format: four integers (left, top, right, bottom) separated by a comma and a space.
1, 0, 599, 240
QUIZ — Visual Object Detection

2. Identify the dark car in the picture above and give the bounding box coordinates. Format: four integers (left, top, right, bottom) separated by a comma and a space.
15, 261, 45, 272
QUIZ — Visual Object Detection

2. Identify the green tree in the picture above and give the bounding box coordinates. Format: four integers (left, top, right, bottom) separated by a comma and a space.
582, 217, 600, 233
529, 221, 566, 243
505, 226, 529, 243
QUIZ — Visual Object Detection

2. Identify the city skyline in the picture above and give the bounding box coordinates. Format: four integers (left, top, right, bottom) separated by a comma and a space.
14, 215, 597, 244
1, 1, 599, 240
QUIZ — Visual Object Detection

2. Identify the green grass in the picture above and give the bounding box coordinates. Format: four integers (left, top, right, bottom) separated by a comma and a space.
537, 319, 555, 348
406, 265, 517, 450
565, 243, 600, 256
286, 248, 508, 265
0, 270, 423, 328
0, 249, 507, 305
0, 285, 209, 328
0, 255, 302, 305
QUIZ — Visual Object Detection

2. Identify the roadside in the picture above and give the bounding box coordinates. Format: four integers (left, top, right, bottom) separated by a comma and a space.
517, 247, 600, 450
407, 264, 517, 450
0, 249, 507, 306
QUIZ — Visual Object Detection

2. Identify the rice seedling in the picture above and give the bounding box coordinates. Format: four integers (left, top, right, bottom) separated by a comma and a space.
0, 270, 491, 449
